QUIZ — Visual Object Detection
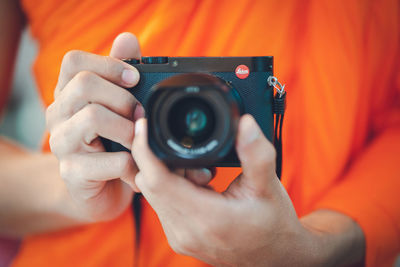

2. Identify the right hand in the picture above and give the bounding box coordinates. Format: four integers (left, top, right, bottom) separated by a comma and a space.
46, 33, 144, 222
46, 33, 216, 224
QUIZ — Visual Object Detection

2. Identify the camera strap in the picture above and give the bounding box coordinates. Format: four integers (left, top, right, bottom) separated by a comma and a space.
268, 76, 286, 180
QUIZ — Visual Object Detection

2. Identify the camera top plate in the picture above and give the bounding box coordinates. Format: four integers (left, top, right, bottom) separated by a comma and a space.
125, 56, 273, 73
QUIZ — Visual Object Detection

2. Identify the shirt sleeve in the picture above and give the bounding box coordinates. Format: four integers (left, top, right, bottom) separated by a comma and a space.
311, 3, 400, 264
312, 124, 400, 266
311, 55, 400, 266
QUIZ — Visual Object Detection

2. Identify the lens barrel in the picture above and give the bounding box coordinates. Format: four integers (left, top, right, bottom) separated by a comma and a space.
146, 73, 242, 167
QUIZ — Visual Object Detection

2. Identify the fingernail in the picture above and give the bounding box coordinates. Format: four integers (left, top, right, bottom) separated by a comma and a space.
122, 68, 138, 85
240, 115, 260, 145
200, 168, 212, 178
191, 168, 211, 178
135, 119, 144, 136
189, 168, 212, 184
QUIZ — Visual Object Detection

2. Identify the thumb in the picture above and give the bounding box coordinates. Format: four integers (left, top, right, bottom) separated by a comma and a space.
131, 118, 178, 193
234, 114, 278, 196
110, 32, 141, 59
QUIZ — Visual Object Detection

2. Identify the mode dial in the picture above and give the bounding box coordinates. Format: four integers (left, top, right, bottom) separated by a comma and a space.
142, 57, 169, 64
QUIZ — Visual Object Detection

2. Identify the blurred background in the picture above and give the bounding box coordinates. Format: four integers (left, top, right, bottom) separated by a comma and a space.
0, 28, 44, 267
0, 28, 44, 150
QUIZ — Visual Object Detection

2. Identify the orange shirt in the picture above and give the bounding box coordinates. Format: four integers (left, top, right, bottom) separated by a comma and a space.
12, 0, 400, 266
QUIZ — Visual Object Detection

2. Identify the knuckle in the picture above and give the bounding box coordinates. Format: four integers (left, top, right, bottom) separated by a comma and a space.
60, 157, 85, 183
260, 139, 276, 165
73, 71, 95, 90
49, 127, 62, 155
142, 175, 159, 193
57, 96, 75, 120
62, 50, 83, 68
49, 125, 70, 157
67, 71, 96, 105
45, 103, 56, 129
49, 120, 79, 157
80, 103, 102, 126
134, 168, 164, 194
102, 56, 123, 77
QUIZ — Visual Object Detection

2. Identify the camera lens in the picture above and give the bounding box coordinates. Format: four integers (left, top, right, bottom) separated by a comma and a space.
146, 73, 243, 167
168, 97, 215, 148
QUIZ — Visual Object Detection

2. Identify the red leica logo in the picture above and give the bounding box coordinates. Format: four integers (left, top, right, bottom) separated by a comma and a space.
235, 65, 250, 79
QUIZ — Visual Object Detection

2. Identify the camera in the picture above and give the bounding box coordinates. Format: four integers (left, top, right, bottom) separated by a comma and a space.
102, 56, 274, 167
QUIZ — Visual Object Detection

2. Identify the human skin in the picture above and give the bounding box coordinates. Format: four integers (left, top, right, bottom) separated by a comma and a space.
132, 116, 365, 266
45, 33, 214, 223
0, 1, 365, 262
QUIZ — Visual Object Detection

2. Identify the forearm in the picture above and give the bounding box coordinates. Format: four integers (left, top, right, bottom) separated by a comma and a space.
0, 138, 85, 237
301, 209, 365, 267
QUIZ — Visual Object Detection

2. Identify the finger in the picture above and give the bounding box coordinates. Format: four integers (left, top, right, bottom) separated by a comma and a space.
173, 168, 215, 186
110, 32, 141, 60
132, 119, 208, 200
47, 71, 144, 131
233, 114, 278, 196
60, 151, 139, 192
185, 168, 215, 186
132, 119, 219, 209
55, 50, 139, 98
131, 118, 176, 192
173, 168, 185, 176
109, 32, 142, 121
50, 104, 135, 156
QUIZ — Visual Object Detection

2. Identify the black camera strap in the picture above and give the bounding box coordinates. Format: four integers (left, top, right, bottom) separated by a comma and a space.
132, 193, 142, 267
268, 76, 286, 180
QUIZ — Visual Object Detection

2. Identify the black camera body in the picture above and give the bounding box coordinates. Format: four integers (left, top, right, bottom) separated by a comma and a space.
102, 56, 274, 167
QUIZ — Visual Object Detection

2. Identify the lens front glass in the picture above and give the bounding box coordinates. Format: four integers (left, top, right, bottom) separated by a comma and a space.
168, 96, 215, 148
186, 108, 207, 135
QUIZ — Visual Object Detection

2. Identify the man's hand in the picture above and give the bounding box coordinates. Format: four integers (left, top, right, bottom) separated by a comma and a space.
47, 32, 215, 224
46, 33, 143, 222
132, 114, 308, 266
132, 115, 365, 266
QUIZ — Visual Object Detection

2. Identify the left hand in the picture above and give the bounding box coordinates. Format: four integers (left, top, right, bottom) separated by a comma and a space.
131, 114, 316, 266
